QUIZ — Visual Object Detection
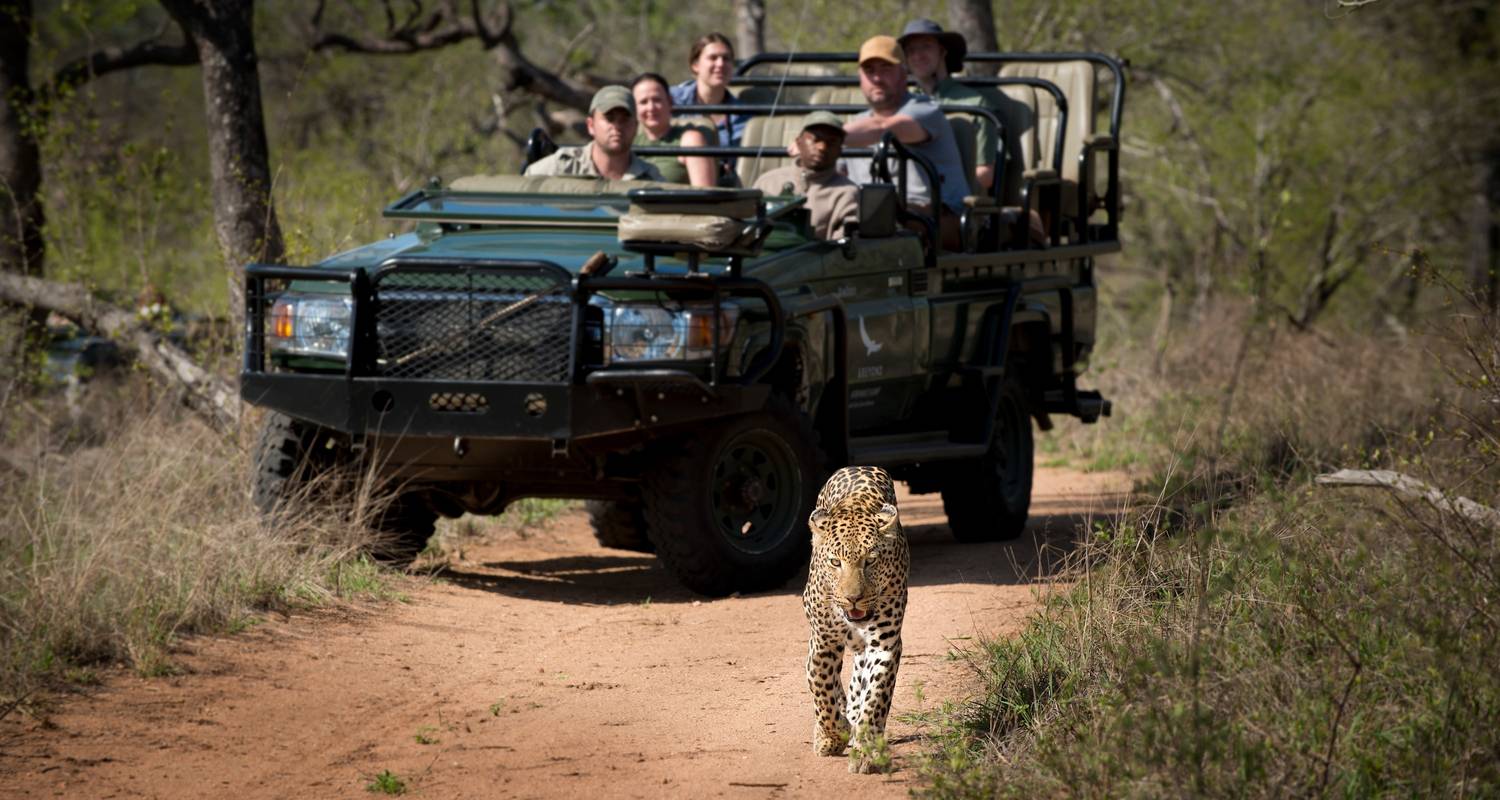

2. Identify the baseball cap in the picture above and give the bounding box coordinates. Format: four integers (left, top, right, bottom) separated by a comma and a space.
800, 111, 847, 135
857, 35, 904, 67
589, 85, 635, 115
897, 18, 968, 74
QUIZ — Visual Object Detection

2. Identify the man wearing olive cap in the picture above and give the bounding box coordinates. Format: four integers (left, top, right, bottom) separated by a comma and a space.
525, 86, 666, 181
841, 35, 968, 249
752, 112, 859, 240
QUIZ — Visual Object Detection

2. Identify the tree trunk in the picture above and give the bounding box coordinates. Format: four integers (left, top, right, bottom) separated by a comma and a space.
733, 0, 766, 59
949, 0, 999, 74
0, 0, 48, 362
1470, 144, 1500, 313
159, 0, 285, 307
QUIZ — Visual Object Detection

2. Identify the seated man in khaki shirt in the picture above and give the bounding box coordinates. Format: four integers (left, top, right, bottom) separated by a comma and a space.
752, 112, 859, 240
525, 86, 666, 181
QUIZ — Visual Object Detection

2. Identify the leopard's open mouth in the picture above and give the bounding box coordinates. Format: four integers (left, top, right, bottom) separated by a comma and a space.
844, 607, 869, 621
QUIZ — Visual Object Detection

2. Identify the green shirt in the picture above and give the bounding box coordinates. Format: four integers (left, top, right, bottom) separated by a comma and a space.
633, 124, 712, 185
925, 78, 998, 169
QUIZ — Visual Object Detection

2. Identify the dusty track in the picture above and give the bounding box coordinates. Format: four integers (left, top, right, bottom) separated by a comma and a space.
2, 467, 1127, 799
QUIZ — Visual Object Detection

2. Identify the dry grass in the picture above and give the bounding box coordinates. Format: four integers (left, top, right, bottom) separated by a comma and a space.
916, 307, 1500, 797
0, 382, 392, 710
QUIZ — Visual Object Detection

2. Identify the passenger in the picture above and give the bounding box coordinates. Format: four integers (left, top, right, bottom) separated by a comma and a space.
840, 35, 968, 250
670, 32, 750, 181
898, 18, 1008, 194
524, 86, 666, 181
630, 73, 717, 187
752, 112, 859, 240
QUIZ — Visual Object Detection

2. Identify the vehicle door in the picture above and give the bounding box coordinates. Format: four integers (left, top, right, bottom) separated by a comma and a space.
808, 237, 931, 433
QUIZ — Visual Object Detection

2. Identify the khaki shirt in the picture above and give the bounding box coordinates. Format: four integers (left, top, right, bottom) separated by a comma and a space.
524, 143, 666, 181
753, 165, 859, 240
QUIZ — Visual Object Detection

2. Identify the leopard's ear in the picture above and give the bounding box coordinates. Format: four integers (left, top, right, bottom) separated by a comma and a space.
808, 507, 829, 542
875, 503, 899, 535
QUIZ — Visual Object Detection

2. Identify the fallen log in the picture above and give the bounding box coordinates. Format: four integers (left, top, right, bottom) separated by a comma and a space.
0, 272, 239, 434
1315, 468, 1500, 530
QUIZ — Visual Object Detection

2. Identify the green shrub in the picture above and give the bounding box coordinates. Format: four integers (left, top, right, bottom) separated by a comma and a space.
917, 314, 1499, 797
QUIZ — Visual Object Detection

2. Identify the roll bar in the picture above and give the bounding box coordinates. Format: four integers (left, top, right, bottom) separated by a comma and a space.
722, 75, 1068, 176
733, 50, 1126, 140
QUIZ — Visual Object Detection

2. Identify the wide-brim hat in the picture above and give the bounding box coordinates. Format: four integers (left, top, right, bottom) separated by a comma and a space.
898, 18, 968, 74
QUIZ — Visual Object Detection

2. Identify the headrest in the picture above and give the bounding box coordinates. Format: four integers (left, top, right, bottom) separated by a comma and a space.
617, 213, 753, 252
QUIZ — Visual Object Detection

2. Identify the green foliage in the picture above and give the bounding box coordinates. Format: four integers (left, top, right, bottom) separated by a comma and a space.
365, 770, 406, 795
499, 498, 573, 529
23, 0, 1495, 331
915, 306, 1500, 796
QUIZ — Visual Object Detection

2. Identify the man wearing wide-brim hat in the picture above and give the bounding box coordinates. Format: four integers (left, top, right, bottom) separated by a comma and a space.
752, 111, 860, 240
898, 17, 1002, 193
525, 86, 666, 181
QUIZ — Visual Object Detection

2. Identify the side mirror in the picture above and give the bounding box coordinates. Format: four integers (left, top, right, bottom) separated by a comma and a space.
857, 184, 898, 239
524, 127, 558, 169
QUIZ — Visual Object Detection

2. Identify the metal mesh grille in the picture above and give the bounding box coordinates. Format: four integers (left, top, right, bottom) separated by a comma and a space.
374, 270, 573, 382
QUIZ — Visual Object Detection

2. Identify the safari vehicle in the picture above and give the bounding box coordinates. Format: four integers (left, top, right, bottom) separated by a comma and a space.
241, 50, 1125, 596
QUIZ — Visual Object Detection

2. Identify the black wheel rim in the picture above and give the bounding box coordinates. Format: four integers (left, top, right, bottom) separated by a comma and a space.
709, 427, 804, 556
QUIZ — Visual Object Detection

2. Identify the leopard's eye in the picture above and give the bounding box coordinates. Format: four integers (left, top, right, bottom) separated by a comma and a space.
828, 556, 841, 568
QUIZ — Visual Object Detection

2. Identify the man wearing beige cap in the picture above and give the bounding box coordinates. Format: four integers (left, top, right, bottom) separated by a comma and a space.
525, 86, 666, 181
842, 35, 967, 249
752, 112, 859, 240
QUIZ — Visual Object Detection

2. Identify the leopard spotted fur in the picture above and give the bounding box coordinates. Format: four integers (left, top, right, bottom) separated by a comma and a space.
802, 465, 909, 773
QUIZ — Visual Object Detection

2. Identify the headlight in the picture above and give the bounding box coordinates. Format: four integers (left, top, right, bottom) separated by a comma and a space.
268, 293, 353, 360
607, 303, 739, 363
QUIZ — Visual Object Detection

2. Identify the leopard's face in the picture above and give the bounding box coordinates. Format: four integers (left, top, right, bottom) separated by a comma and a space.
809, 502, 901, 621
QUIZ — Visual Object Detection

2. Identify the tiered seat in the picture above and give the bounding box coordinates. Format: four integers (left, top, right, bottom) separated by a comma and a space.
735, 111, 857, 188
995, 61, 1097, 232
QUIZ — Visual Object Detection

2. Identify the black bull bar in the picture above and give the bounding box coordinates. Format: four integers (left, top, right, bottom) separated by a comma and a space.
240, 257, 790, 442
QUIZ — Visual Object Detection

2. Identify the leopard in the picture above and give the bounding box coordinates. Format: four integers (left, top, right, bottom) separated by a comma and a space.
801, 465, 910, 774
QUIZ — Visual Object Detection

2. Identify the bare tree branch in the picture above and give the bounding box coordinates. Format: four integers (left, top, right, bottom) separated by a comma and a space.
1316, 469, 1500, 530
0, 272, 238, 434
44, 33, 198, 106
311, 0, 591, 110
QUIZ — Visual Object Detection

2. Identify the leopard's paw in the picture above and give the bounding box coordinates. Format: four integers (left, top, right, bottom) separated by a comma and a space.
813, 726, 847, 757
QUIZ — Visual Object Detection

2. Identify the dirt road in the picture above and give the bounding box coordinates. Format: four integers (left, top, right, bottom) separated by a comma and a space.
2, 467, 1127, 799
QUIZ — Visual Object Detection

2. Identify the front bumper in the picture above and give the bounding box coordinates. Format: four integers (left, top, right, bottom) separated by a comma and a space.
240, 370, 770, 442
240, 257, 784, 449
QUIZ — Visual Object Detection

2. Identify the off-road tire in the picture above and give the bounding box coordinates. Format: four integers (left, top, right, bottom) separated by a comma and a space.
251, 411, 436, 564
941, 380, 1034, 542
585, 498, 654, 553
642, 397, 823, 596
368, 499, 438, 566
252, 411, 335, 516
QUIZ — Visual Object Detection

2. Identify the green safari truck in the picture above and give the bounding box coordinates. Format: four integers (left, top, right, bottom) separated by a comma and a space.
242, 50, 1125, 596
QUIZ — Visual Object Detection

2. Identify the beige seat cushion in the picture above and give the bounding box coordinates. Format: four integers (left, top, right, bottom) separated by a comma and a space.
808, 87, 865, 106
997, 61, 1095, 182
617, 213, 748, 250
997, 61, 1096, 220
736, 63, 842, 105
